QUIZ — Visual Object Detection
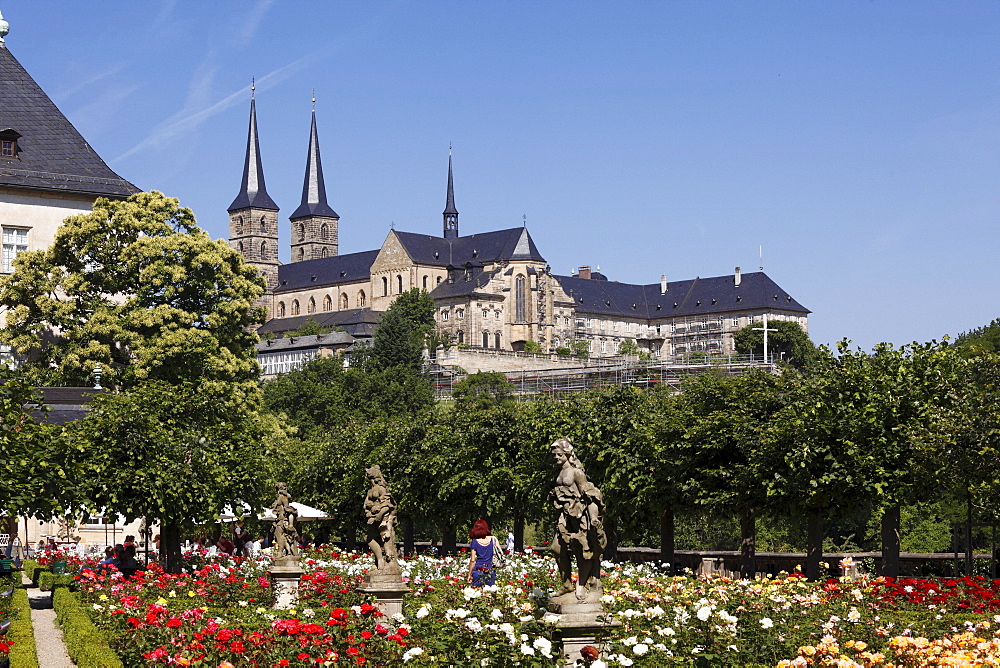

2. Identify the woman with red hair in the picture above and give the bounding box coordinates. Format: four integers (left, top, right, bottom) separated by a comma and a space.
466, 519, 500, 587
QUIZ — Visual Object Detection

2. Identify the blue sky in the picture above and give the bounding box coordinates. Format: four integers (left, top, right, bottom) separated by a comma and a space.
3, 1, 999, 351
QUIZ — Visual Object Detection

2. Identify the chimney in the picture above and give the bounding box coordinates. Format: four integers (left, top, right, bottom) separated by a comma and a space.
660, 274, 667, 295
578, 265, 591, 280
734, 266, 741, 287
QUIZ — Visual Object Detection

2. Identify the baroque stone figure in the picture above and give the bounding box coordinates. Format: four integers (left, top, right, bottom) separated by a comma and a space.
549, 437, 607, 605
363, 465, 400, 575
271, 481, 300, 562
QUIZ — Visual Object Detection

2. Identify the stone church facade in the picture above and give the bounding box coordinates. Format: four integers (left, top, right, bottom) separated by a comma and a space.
231, 101, 810, 360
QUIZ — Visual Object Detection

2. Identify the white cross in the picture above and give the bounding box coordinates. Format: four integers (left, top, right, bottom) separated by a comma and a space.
753, 313, 778, 364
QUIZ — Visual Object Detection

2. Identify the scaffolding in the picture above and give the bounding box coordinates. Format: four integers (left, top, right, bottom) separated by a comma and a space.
432, 353, 773, 399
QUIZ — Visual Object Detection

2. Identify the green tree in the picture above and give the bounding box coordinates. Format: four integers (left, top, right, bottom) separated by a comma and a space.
955, 318, 1000, 354
0, 192, 269, 571
0, 191, 265, 389
451, 371, 515, 410
0, 369, 79, 521
365, 288, 435, 372
568, 339, 590, 358
617, 339, 639, 356
733, 320, 817, 368
69, 381, 274, 573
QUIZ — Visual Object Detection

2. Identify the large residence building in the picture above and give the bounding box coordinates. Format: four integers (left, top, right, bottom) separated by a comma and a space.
0, 20, 139, 365
233, 99, 810, 360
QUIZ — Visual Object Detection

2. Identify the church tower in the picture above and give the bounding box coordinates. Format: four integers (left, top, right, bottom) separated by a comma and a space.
289, 99, 338, 262
228, 88, 279, 302
443, 149, 458, 239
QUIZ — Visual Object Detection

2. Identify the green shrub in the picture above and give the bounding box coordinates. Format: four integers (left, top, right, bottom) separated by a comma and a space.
20, 559, 45, 585
8, 585, 39, 668
37, 572, 75, 592
52, 588, 123, 668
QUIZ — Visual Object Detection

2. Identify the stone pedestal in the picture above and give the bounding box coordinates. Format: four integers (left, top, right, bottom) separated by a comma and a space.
269, 563, 304, 609
550, 601, 620, 667
358, 580, 409, 618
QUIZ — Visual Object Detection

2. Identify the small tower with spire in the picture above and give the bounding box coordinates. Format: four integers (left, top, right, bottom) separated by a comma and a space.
443, 147, 459, 239
228, 84, 280, 311
289, 94, 338, 262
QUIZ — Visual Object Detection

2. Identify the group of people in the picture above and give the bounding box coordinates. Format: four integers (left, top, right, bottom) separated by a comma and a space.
86, 535, 142, 575
187, 522, 263, 556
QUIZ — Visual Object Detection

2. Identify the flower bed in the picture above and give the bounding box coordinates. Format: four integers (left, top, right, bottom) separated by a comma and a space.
69, 548, 1000, 666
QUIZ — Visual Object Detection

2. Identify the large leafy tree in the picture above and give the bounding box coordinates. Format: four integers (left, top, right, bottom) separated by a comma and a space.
955, 318, 1000, 354
365, 288, 435, 373
0, 191, 265, 389
0, 192, 270, 570
733, 320, 817, 368
0, 369, 81, 522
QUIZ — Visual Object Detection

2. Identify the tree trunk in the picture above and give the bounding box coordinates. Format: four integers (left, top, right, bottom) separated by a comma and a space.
965, 490, 974, 577
659, 505, 675, 574
513, 511, 525, 553
805, 511, 824, 581
442, 527, 457, 556
344, 519, 357, 553
163, 522, 183, 574
880, 504, 901, 578
403, 516, 415, 557
605, 515, 619, 562
740, 506, 756, 579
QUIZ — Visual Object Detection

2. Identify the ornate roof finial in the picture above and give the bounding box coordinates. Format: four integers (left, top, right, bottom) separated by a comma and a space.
0, 10, 9, 45
311, 88, 316, 111
523, 213, 527, 228
251, 76, 256, 99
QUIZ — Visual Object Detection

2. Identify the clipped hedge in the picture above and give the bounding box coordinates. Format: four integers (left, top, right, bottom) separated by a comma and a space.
8, 585, 39, 668
19, 560, 45, 586
36, 572, 75, 592
52, 588, 123, 668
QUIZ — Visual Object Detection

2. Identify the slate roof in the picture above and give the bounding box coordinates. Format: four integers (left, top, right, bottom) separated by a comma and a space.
394, 227, 545, 266
275, 250, 379, 293
289, 109, 338, 219
26, 387, 105, 425
258, 308, 380, 338
228, 97, 279, 211
0, 46, 139, 198
429, 268, 500, 299
555, 271, 810, 320
256, 330, 354, 353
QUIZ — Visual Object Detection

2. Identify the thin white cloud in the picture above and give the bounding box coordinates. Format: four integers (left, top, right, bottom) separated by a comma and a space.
113, 52, 316, 163
52, 64, 126, 102
234, 0, 276, 47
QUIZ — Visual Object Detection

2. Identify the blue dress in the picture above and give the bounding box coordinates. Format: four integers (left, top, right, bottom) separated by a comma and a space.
471, 538, 496, 587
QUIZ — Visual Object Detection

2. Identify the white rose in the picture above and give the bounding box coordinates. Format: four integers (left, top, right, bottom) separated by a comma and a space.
633, 643, 649, 655
759, 617, 774, 629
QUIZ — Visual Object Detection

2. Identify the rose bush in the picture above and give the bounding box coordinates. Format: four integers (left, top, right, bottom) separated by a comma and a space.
71, 547, 1000, 666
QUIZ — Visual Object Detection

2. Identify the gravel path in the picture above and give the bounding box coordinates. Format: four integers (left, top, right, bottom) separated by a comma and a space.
20, 573, 74, 667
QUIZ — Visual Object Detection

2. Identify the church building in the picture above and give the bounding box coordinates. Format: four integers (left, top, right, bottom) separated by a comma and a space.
231, 98, 810, 361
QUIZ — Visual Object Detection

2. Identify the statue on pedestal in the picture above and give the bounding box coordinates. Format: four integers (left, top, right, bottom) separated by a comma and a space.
271, 482, 300, 564
363, 465, 400, 576
549, 438, 606, 606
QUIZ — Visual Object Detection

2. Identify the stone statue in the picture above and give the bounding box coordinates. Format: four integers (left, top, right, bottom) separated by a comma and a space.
270, 482, 300, 562
549, 437, 607, 606
363, 465, 400, 575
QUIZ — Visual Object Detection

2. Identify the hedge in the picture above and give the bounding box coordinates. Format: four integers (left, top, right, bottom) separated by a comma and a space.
19, 560, 44, 586
52, 588, 123, 668
7, 585, 39, 668
36, 572, 75, 592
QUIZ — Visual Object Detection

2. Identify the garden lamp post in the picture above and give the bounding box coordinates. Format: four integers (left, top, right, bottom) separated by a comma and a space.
93, 365, 102, 390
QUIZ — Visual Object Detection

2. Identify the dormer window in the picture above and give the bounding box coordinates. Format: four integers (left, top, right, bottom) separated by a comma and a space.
0, 129, 21, 159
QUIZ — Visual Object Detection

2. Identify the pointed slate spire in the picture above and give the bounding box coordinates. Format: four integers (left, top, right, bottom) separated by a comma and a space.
290, 107, 337, 219
443, 147, 458, 238
228, 92, 278, 212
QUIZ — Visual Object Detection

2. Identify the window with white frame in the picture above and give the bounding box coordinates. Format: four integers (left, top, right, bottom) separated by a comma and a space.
483, 309, 489, 319
2, 227, 28, 273
457, 309, 464, 320
442, 310, 449, 321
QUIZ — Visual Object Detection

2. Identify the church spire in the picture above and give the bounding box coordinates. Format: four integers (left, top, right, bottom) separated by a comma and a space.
289, 105, 337, 219
443, 146, 458, 238
289, 96, 339, 262
228, 89, 278, 212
